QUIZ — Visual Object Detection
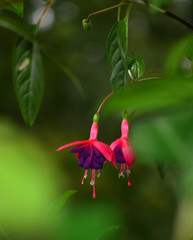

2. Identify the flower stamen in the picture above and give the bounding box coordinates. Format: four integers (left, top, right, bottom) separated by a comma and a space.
81, 169, 88, 184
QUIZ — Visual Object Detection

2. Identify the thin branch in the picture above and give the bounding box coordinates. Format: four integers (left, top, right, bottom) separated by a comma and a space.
0, 0, 24, 9
86, 1, 128, 23
136, 0, 193, 31
164, 11, 193, 31
86, 0, 193, 31
36, 0, 55, 29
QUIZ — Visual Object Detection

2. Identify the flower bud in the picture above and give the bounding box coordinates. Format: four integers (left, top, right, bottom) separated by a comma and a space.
82, 19, 92, 31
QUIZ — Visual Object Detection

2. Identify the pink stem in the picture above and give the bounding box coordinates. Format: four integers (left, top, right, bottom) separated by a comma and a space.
97, 92, 114, 114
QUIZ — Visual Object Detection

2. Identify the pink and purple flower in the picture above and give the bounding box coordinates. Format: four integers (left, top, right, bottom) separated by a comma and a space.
110, 119, 136, 186
57, 116, 116, 198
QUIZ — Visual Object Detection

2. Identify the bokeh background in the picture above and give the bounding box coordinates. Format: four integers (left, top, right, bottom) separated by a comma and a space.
0, 0, 193, 239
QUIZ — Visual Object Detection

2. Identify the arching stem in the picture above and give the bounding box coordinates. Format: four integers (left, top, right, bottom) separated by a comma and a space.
86, 1, 129, 23
96, 92, 114, 114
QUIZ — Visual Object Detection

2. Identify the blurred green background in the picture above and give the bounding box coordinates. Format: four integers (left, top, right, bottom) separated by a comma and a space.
0, 0, 193, 239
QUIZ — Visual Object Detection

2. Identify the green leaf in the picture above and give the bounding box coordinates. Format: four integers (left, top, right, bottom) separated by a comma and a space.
0, 15, 84, 97
106, 18, 129, 91
0, 0, 24, 17
12, 37, 44, 126
104, 77, 193, 113
128, 52, 146, 80
48, 190, 77, 216
166, 35, 193, 76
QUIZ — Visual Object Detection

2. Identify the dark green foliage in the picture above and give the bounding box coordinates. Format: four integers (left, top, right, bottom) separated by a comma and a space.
12, 36, 44, 126
107, 19, 129, 91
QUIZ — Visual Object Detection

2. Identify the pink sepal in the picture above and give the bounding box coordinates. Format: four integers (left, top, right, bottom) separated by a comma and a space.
92, 141, 113, 162
57, 140, 90, 151
76, 152, 79, 160
122, 138, 135, 166
110, 138, 122, 151
112, 154, 117, 168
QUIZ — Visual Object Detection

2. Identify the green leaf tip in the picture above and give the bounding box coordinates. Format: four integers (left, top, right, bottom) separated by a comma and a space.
82, 19, 92, 31
128, 52, 146, 81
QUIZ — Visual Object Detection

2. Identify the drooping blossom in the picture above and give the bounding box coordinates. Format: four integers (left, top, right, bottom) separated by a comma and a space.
110, 119, 136, 186
57, 114, 116, 198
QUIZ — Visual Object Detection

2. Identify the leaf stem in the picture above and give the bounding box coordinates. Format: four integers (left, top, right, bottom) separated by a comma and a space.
125, 3, 133, 19
86, 1, 129, 23
0, 0, 24, 8
117, 6, 121, 22
36, 0, 55, 29
97, 92, 114, 114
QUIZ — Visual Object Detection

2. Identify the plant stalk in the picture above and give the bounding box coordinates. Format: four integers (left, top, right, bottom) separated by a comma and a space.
36, 0, 55, 29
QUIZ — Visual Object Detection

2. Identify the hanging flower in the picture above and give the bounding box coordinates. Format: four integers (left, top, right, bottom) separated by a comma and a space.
57, 114, 116, 198
110, 118, 136, 186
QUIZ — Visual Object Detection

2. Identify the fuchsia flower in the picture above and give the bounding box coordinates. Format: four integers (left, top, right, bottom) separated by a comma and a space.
57, 114, 116, 198
110, 119, 136, 186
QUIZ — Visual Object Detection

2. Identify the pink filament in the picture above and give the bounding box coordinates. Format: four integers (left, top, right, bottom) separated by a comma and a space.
126, 165, 131, 187
91, 169, 96, 199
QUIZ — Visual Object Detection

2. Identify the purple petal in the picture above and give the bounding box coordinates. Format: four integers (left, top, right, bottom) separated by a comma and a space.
83, 155, 92, 169
114, 144, 122, 155
78, 156, 85, 167
94, 156, 105, 164
114, 144, 126, 164
92, 161, 103, 169
70, 144, 86, 153
116, 154, 125, 163
93, 147, 103, 158
79, 147, 90, 158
